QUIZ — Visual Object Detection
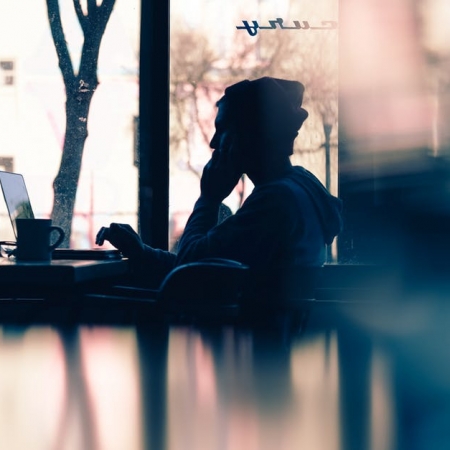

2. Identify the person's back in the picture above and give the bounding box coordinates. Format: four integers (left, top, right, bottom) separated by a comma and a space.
260, 165, 341, 267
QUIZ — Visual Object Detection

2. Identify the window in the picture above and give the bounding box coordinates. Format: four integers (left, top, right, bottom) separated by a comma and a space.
0, 60, 14, 86
169, 0, 339, 255
0, 157, 13, 173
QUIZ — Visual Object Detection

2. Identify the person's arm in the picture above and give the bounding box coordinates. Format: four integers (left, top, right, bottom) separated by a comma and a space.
174, 196, 221, 262
176, 185, 296, 268
141, 244, 176, 270
96, 223, 177, 273
173, 135, 244, 263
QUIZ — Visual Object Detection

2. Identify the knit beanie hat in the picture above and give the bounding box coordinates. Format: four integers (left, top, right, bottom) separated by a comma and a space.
219, 77, 308, 155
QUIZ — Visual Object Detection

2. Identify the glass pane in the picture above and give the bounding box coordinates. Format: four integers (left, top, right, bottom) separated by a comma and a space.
169, 0, 339, 252
0, 0, 140, 248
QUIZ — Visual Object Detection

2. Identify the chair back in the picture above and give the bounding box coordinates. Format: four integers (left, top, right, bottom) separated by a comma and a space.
158, 258, 249, 316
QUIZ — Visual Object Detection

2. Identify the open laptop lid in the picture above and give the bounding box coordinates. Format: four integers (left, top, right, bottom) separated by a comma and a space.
0, 170, 121, 259
0, 171, 34, 239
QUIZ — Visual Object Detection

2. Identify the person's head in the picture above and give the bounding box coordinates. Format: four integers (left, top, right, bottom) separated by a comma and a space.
210, 77, 308, 174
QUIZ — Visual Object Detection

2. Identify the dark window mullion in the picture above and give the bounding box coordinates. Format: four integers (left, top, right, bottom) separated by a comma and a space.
139, 0, 170, 250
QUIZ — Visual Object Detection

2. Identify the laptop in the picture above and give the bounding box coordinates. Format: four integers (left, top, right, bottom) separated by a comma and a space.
0, 171, 121, 260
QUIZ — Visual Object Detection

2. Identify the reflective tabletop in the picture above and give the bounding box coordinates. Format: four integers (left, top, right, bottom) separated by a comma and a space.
1, 297, 448, 450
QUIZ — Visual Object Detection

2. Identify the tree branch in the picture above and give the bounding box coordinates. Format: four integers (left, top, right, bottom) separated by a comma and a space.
46, 0, 76, 88
73, 0, 89, 34
192, 85, 212, 147
78, 0, 116, 85
87, 0, 97, 16
97, 0, 115, 29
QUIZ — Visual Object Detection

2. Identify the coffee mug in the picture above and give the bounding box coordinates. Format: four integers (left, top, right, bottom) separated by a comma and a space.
16, 218, 65, 262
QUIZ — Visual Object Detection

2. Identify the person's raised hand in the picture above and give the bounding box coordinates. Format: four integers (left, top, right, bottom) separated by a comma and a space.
95, 223, 145, 259
201, 133, 243, 202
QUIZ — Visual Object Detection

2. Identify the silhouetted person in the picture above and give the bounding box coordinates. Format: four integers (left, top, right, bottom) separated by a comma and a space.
96, 77, 342, 290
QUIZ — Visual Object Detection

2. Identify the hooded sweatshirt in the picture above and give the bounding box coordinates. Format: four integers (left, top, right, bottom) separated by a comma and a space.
175, 165, 343, 269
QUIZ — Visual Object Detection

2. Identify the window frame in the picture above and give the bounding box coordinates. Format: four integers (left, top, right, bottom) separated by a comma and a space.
139, 0, 367, 262
138, 0, 170, 250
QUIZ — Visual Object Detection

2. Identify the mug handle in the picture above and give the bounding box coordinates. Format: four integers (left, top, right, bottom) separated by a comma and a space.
49, 226, 65, 250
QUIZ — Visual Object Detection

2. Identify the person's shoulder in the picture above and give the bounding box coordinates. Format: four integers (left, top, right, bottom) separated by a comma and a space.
257, 167, 310, 195
290, 164, 319, 180
253, 177, 296, 199
249, 174, 303, 211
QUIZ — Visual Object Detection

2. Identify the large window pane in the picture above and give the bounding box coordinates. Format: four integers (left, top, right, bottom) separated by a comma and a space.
169, 0, 339, 252
0, 1, 140, 247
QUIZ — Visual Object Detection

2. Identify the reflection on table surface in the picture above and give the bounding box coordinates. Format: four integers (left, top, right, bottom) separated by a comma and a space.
1, 300, 449, 450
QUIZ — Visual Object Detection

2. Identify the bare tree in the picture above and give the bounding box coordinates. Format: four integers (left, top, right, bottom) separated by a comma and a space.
170, 27, 220, 178
169, 22, 338, 204
169, 26, 271, 181
46, 0, 115, 246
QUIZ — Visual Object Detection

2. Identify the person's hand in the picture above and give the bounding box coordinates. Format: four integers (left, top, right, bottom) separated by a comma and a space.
95, 223, 145, 259
201, 133, 243, 202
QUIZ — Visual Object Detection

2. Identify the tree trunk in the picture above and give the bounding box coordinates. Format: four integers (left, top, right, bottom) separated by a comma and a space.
46, 0, 115, 248
51, 84, 95, 247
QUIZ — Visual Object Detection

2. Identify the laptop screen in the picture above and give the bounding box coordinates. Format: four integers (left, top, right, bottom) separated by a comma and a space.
0, 171, 35, 238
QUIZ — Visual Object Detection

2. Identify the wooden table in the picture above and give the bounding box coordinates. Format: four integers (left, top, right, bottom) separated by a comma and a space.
0, 257, 128, 287
0, 258, 130, 323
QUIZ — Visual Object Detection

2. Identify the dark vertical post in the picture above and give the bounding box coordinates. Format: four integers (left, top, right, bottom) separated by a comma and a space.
139, 0, 170, 249
324, 122, 333, 262
324, 123, 332, 192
